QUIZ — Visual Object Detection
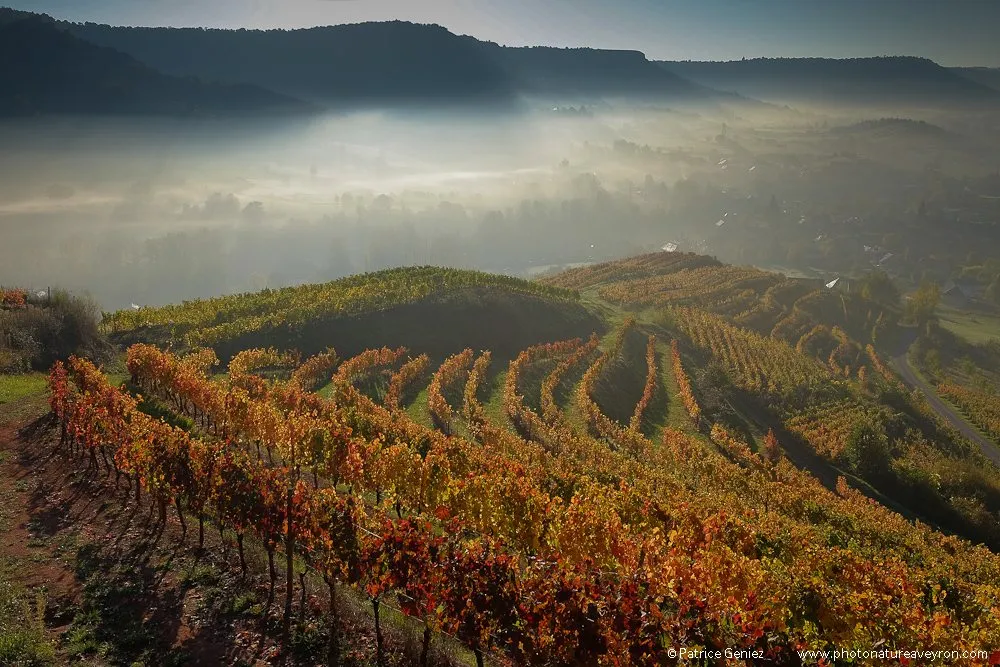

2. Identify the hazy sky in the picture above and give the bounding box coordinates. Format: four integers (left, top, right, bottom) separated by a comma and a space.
9, 0, 1000, 66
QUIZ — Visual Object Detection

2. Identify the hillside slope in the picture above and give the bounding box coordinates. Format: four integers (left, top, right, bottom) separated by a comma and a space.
63, 20, 520, 107
103, 266, 600, 361
478, 43, 712, 101
659, 56, 1000, 107
954, 66, 1000, 92
544, 251, 1000, 549
0, 16, 307, 117
6, 252, 1000, 664
62, 17, 717, 106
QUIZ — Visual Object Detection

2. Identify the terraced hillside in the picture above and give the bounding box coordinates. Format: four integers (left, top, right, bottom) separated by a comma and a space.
9, 253, 1000, 665
545, 253, 1000, 545
103, 266, 600, 362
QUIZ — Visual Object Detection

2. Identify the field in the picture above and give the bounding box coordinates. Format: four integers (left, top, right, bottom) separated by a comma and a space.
0, 372, 47, 405
3, 256, 1000, 665
938, 303, 1000, 345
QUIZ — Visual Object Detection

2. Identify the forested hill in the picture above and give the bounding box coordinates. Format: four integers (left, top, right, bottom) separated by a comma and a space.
12, 6, 998, 112
4, 5, 998, 115
475, 43, 711, 100
62, 20, 519, 107
61, 18, 716, 106
0, 15, 308, 117
659, 56, 1000, 107
953, 66, 1000, 92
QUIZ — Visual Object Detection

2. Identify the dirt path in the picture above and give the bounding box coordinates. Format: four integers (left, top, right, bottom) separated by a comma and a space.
890, 349, 1000, 466
0, 418, 82, 640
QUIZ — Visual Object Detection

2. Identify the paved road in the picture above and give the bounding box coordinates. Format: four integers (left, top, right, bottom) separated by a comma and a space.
890, 351, 1000, 466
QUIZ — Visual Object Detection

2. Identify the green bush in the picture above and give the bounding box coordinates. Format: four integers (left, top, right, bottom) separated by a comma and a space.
0, 290, 111, 372
843, 418, 891, 477
0, 580, 55, 666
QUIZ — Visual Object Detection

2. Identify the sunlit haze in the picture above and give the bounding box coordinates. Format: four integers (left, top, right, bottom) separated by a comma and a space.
4, 2, 1000, 664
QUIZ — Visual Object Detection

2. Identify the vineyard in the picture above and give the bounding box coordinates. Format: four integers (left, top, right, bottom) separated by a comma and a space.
671, 339, 702, 428
673, 306, 837, 399
628, 335, 658, 434
545, 252, 890, 377
539, 251, 718, 290
427, 349, 475, 434
384, 354, 430, 411
539, 334, 599, 427
45, 341, 1000, 664
538, 252, 847, 343
784, 399, 885, 458
597, 265, 783, 315
503, 337, 584, 443
938, 383, 1000, 443
574, 320, 652, 454
547, 252, 1000, 555
1, 287, 27, 308
11, 250, 1000, 664
102, 267, 579, 349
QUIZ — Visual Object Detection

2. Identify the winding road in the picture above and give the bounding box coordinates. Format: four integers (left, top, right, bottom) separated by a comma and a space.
890, 345, 1000, 466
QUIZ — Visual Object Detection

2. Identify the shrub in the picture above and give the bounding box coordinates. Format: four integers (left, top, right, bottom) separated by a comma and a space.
0, 290, 111, 371
843, 418, 891, 477
0, 581, 55, 665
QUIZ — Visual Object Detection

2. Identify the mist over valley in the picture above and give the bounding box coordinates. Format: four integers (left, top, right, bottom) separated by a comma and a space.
3, 6, 1000, 665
